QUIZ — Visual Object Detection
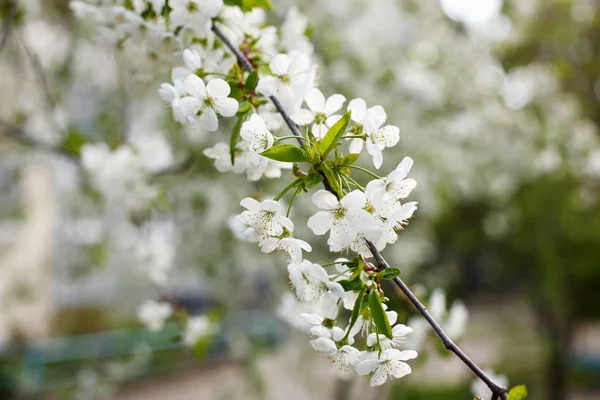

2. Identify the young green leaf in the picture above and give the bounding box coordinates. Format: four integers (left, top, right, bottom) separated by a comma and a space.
338, 276, 364, 291
507, 385, 528, 400
339, 153, 360, 166
230, 113, 247, 164
261, 144, 309, 163
245, 71, 259, 91
346, 288, 367, 337
236, 101, 252, 116
62, 129, 86, 156
304, 172, 324, 188
320, 162, 343, 198
368, 289, 393, 339
379, 268, 401, 280
318, 111, 352, 157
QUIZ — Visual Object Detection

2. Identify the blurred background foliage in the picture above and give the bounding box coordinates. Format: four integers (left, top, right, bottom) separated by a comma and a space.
1, 0, 600, 399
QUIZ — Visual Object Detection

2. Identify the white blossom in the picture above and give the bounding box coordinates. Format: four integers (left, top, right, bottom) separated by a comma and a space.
288, 260, 344, 310
256, 51, 313, 108
366, 324, 413, 350
240, 198, 294, 238
259, 236, 312, 262
169, 0, 223, 36
183, 315, 215, 346
240, 114, 275, 153
179, 75, 238, 131
307, 190, 377, 251
310, 337, 361, 370
349, 108, 400, 169
292, 88, 346, 139
137, 300, 173, 332
356, 349, 418, 386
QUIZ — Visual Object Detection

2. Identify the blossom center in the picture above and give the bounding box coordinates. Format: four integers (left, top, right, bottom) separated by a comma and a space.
314, 112, 327, 124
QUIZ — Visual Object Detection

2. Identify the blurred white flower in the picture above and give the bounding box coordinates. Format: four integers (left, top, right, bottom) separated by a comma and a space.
137, 300, 173, 331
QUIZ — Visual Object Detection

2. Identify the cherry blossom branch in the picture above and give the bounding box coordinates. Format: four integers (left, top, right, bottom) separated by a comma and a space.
0, 0, 17, 55
365, 241, 508, 400
212, 20, 507, 399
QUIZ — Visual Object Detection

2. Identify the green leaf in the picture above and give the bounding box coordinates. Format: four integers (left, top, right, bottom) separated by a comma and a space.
304, 172, 324, 188
338, 277, 364, 291
379, 268, 401, 280
245, 71, 259, 91
225, 0, 273, 11
236, 101, 252, 116
368, 289, 393, 339
507, 385, 528, 400
320, 162, 343, 198
192, 336, 211, 359
346, 288, 366, 338
261, 144, 308, 163
339, 153, 360, 166
62, 129, 86, 156
318, 111, 352, 157
230, 113, 247, 164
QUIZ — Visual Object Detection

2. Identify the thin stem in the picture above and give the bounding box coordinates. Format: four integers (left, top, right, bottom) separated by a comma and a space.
286, 187, 302, 218
213, 20, 508, 400
365, 240, 508, 400
343, 174, 365, 191
211, 23, 305, 147
275, 135, 303, 142
340, 164, 382, 180
0, 0, 17, 55
273, 178, 301, 201
340, 135, 363, 140
321, 260, 353, 267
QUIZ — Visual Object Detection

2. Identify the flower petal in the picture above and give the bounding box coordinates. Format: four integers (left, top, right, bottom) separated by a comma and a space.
307, 211, 334, 235
356, 359, 379, 376
312, 189, 339, 210
324, 94, 346, 115
207, 78, 231, 98
305, 88, 325, 113
310, 337, 336, 352
199, 107, 218, 131
183, 74, 206, 98
291, 109, 315, 125
348, 98, 366, 122
270, 54, 289, 75
214, 97, 238, 117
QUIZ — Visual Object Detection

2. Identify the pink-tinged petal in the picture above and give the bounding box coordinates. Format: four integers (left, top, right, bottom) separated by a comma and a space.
340, 190, 367, 210
324, 94, 346, 115
240, 197, 261, 210
291, 109, 315, 125
307, 211, 334, 235
178, 96, 202, 117
305, 88, 325, 113
270, 54, 289, 75
310, 337, 336, 352
356, 359, 379, 376
214, 97, 238, 117
183, 74, 206, 97
249, 113, 267, 133
348, 98, 366, 122
312, 189, 339, 209
206, 78, 231, 98
199, 107, 218, 131
349, 138, 364, 154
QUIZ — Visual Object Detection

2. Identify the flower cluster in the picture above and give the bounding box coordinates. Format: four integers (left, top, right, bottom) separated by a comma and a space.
70, 0, 474, 388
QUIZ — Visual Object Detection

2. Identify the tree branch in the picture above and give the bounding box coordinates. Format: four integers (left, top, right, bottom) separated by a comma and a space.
211, 21, 508, 400
0, 120, 79, 164
0, 0, 17, 55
